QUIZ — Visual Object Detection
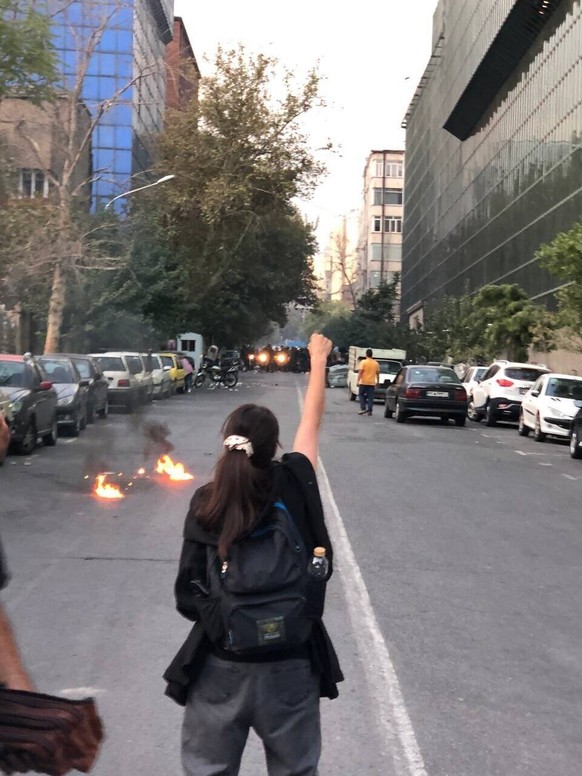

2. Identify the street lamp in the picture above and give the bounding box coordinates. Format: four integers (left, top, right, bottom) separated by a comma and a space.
104, 174, 176, 209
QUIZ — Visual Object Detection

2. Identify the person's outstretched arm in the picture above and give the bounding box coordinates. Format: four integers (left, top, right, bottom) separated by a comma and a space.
293, 333, 332, 468
0, 604, 34, 690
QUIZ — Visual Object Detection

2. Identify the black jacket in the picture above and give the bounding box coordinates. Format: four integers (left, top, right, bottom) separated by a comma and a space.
163, 452, 344, 705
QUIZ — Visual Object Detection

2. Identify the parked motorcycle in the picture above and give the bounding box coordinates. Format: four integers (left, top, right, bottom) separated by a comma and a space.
194, 361, 239, 389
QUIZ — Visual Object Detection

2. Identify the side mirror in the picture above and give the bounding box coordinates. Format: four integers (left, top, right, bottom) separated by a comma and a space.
163, 365, 171, 372
531, 390, 540, 397
79, 379, 91, 388
38, 380, 53, 391
383, 379, 391, 387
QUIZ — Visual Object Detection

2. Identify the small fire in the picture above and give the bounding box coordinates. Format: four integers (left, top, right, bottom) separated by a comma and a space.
155, 454, 194, 482
94, 474, 125, 500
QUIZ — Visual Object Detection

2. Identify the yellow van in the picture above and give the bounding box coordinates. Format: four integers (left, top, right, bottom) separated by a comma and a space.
158, 352, 186, 394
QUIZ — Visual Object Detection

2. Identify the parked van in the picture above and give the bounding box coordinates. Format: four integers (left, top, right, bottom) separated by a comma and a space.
347, 346, 406, 402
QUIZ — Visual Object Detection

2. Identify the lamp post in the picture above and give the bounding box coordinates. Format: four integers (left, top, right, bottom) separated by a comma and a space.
104, 174, 176, 209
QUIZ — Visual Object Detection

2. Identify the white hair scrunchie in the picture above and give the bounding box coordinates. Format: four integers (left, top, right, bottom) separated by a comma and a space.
223, 435, 254, 458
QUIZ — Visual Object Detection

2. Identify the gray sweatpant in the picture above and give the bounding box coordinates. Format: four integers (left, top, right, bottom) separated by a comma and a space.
181, 654, 321, 776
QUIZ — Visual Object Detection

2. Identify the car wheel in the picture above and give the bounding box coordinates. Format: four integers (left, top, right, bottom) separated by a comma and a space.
395, 401, 407, 423
518, 411, 530, 437
349, 387, 356, 401
80, 409, 87, 431
485, 403, 497, 427
86, 403, 96, 424
454, 415, 466, 427
69, 414, 81, 437
440, 415, 449, 424
533, 414, 546, 443
384, 405, 393, 419
570, 426, 582, 459
467, 401, 481, 422
98, 399, 109, 419
43, 416, 58, 447
16, 419, 37, 455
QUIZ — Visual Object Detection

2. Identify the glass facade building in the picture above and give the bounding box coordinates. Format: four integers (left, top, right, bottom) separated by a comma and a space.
401, 0, 582, 323
50, 0, 174, 207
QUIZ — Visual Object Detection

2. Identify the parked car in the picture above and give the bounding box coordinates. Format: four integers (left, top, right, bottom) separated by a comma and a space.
469, 361, 550, 426
461, 365, 487, 400
328, 364, 349, 388
38, 355, 89, 437
52, 353, 109, 422
569, 401, 582, 460
158, 352, 186, 394
0, 393, 12, 465
89, 352, 142, 412
518, 373, 582, 442
0, 354, 58, 454
384, 365, 467, 425
125, 352, 153, 403
142, 352, 171, 399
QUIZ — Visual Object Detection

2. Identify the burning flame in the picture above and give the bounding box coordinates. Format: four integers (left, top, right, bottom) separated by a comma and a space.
156, 454, 194, 482
94, 474, 125, 500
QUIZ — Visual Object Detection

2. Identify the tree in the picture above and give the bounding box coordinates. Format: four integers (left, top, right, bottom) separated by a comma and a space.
535, 220, 582, 341
154, 46, 328, 343
465, 284, 555, 362
0, 0, 56, 103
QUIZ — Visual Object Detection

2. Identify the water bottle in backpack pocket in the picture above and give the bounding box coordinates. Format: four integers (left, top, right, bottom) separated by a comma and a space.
305, 547, 328, 620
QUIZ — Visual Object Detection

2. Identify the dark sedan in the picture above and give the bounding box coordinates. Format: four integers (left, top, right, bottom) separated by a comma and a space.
38, 356, 89, 437
0, 354, 58, 454
385, 365, 468, 426
54, 353, 109, 422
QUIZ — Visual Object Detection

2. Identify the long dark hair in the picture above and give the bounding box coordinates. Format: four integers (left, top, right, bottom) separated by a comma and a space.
196, 404, 280, 560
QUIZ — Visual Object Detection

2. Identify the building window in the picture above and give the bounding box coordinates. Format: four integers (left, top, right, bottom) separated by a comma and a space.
373, 187, 403, 206
385, 162, 403, 178
19, 169, 49, 198
372, 216, 402, 233
373, 161, 404, 178
371, 244, 402, 261
384, 216, 402, 233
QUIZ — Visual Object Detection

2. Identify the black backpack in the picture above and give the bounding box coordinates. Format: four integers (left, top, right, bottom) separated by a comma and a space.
197, 500, 325, 655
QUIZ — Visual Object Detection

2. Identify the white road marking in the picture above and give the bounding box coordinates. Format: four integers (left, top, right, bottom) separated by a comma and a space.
515, 450, 527, 455
63, 438, 77, 444
296, 383, 427, 776
538, 462, 553, 466
562, 474, 580, 481
60, 686, 106, 697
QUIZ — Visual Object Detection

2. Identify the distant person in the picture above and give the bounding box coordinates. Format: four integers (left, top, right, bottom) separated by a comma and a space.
164, 333, 343, 776
357, 348, 380, 416
181, 356, 194, 393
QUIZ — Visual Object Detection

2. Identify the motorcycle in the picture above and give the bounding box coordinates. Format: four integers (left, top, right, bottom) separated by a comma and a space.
194, 360, 239, 389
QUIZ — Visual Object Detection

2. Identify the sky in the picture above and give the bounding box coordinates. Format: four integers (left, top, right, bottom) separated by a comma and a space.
173, 0, 439, 255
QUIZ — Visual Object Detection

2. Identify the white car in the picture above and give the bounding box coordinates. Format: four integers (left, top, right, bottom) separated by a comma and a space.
461, 365, 487, 399
143, 352, 172, 399
469, 361, 550, 426
518, 373, 582, 441
90, 352, 142, 412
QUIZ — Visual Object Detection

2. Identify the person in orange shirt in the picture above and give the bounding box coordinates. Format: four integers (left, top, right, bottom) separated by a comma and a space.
357, 349, 380, 416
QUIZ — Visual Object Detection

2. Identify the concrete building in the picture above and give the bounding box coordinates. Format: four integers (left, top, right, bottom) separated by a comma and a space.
401, 0, 582, 326
166, 16, 200, 110
49, 0, 175, 207
0, 95, 92, 206
358, 149, 404, 293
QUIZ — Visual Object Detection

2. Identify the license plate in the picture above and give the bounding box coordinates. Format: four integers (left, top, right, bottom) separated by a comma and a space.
426, 391, 449, 397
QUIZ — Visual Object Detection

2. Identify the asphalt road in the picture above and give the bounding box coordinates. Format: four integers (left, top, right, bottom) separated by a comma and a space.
1, 372, 581, 775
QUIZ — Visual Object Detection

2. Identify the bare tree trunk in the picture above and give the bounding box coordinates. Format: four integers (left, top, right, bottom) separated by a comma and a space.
43, 261, 65, 353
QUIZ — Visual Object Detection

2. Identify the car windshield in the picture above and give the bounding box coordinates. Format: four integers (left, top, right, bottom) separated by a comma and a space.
506, 367, 547, 382
0, 360, 27, 388
71, 359, 91, 379
408, 367, 458, 384
97, 356, 125, 372
546, 377, 582, 399
160, 355, 174, 368
378, 360, 402, 373
39, 359, 76, 384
